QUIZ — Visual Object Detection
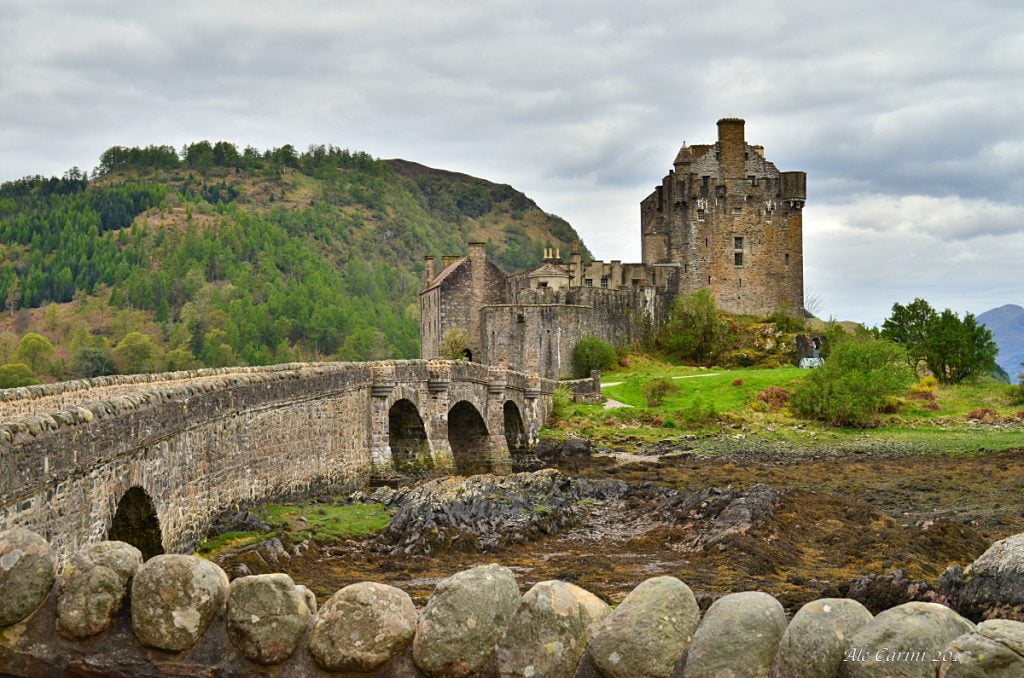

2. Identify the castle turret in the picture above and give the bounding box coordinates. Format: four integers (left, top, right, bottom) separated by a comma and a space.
717, 117, 746, 179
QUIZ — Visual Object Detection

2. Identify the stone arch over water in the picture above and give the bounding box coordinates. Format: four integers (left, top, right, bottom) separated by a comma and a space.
107, 486, 164, 560
503, 400, 527, 455
388, 398, 432, 471
447, 400, 490, 474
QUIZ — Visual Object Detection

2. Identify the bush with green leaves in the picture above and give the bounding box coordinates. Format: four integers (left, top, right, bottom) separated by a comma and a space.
72, 346, 115, 378
674, 399, 719, 428
767, 307, 805, 333
0, 363, 40, 388
550, 385, 573, 421
791, 335, 914, 426
641, 377, 679, 407
882, 298, 998, 383
439, 328, 471, 361
14, 332, 54, 374
657, 290, 735, 364
571, 336, 617, 378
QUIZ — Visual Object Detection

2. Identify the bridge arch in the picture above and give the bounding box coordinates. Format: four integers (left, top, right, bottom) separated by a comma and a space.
448, 400, 491, 475
388, 398, 432, 471
107, 486, 164, 560
503, 400, 527, 455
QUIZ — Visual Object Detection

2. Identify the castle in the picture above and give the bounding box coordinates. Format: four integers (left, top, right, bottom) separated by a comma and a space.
420, 118, 806, 379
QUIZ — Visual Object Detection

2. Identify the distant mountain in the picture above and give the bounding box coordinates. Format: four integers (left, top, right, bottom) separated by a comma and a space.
978, 304, 1024, 383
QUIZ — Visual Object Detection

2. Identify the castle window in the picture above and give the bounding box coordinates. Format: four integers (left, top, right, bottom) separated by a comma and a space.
697, 209, 705, 222
734, 236, 744, 249
744, 151, 749, 160
701, 176, 709, 191
747, 175, 758, 186
716, 185, 726, 199
735, 252, 744, 266
584, 278, 593, 286
631, 279, 641, 286
732, 207, 742, 217
705, 237, 709, 247
538, 281, 548, 289
517, 313, 525, 323
600, 277, 609, 288
708, 275, 712, 284
785, 253, 790, 267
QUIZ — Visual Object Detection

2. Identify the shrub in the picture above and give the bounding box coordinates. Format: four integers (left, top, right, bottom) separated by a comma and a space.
657, 290, 735, 364
967, 408, 997, 421
439, 328, 471, 361
72, 347, 115, 378
641, 377, 679, 407
767, 307, 805, 333
571, 336, 617, 378
732, 378, 745, 387
790, 335, 914, 427
674, 399, 719, 428
550, 385, 573, 421
908, 375, 939, 401
756, 386, 790, 412
14, 333, 54, 374
0, 363, 40, 389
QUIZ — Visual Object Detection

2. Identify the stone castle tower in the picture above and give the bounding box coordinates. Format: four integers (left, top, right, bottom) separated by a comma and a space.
641, 118, 805, 316
421, 118, 807, 378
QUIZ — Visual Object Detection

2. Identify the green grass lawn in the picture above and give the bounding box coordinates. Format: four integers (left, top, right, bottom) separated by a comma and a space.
547, 356, 1024, 457
196, 501, 393, 557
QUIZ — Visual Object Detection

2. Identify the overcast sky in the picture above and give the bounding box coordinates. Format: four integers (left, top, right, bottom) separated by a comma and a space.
2, 0, 1022, 324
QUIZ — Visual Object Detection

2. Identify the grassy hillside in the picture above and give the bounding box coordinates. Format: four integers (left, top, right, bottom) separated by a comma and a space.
0, 143, 591, 381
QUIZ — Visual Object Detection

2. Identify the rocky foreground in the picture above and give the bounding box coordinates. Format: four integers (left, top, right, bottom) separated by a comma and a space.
4, 526, 1024, 676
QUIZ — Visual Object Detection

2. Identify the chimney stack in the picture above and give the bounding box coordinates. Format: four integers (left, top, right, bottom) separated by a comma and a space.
468, 241, 486, 262
424, 256, 435, 285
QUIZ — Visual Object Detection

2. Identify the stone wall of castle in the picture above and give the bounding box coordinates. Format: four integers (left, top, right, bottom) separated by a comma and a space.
641, 118, 805, 316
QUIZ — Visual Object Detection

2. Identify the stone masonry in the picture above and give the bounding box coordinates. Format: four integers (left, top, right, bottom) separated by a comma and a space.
421, 118, 806, 378
0, 360, 554, 565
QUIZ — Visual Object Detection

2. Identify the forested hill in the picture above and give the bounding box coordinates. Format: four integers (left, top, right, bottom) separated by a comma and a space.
0, 142, 591, 383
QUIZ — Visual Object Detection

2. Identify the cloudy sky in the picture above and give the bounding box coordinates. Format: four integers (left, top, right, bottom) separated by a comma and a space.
2, 0, 1022, 324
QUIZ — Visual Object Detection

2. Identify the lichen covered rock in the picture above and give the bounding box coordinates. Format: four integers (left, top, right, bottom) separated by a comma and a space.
496, 580, 610, 677
683, 590, 786, 678
937, 619, 1024, 677
413, 564, 521, 677
226, 573, 313, 665
309, 581, 415, 672
950, 532, 1024, 621
56, 542, 142, 639
773, 598, 873, 678
587, 575, 700, 678
130, 554, 229, 651
0, 529, 55, 627
839, 601, 974, 677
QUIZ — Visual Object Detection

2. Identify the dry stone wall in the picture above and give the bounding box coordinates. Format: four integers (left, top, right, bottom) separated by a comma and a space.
4, 529, 1023, 677
0, 360, 554, 565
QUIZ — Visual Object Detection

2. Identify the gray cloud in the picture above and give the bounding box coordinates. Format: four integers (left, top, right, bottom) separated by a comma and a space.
1, 0, 1022, 322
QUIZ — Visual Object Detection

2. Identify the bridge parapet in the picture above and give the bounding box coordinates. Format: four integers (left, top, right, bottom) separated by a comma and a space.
0, 360, 555, 563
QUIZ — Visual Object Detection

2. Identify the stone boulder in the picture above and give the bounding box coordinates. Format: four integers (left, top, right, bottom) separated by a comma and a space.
839, 602, 974, 677
226, 573, 314, 665
413, 564, 521, 678
772, 598, 873, 678
938, 619, 1024, 677
587, 575, 700, 678
495, 580, 610, 677
309, 581, 416, 672
130, 554, 229, 651
0, 528, 55, 627
56, 541, 143, 639
948, 532, 1024, 621
683, 591, 787, 678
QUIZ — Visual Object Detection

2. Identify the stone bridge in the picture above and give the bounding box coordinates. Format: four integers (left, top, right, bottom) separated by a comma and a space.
0, 360, 555, 564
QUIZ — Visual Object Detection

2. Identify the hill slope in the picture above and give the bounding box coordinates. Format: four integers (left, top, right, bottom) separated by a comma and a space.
0, 143, 591, 379
978, 304, 1024, 383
